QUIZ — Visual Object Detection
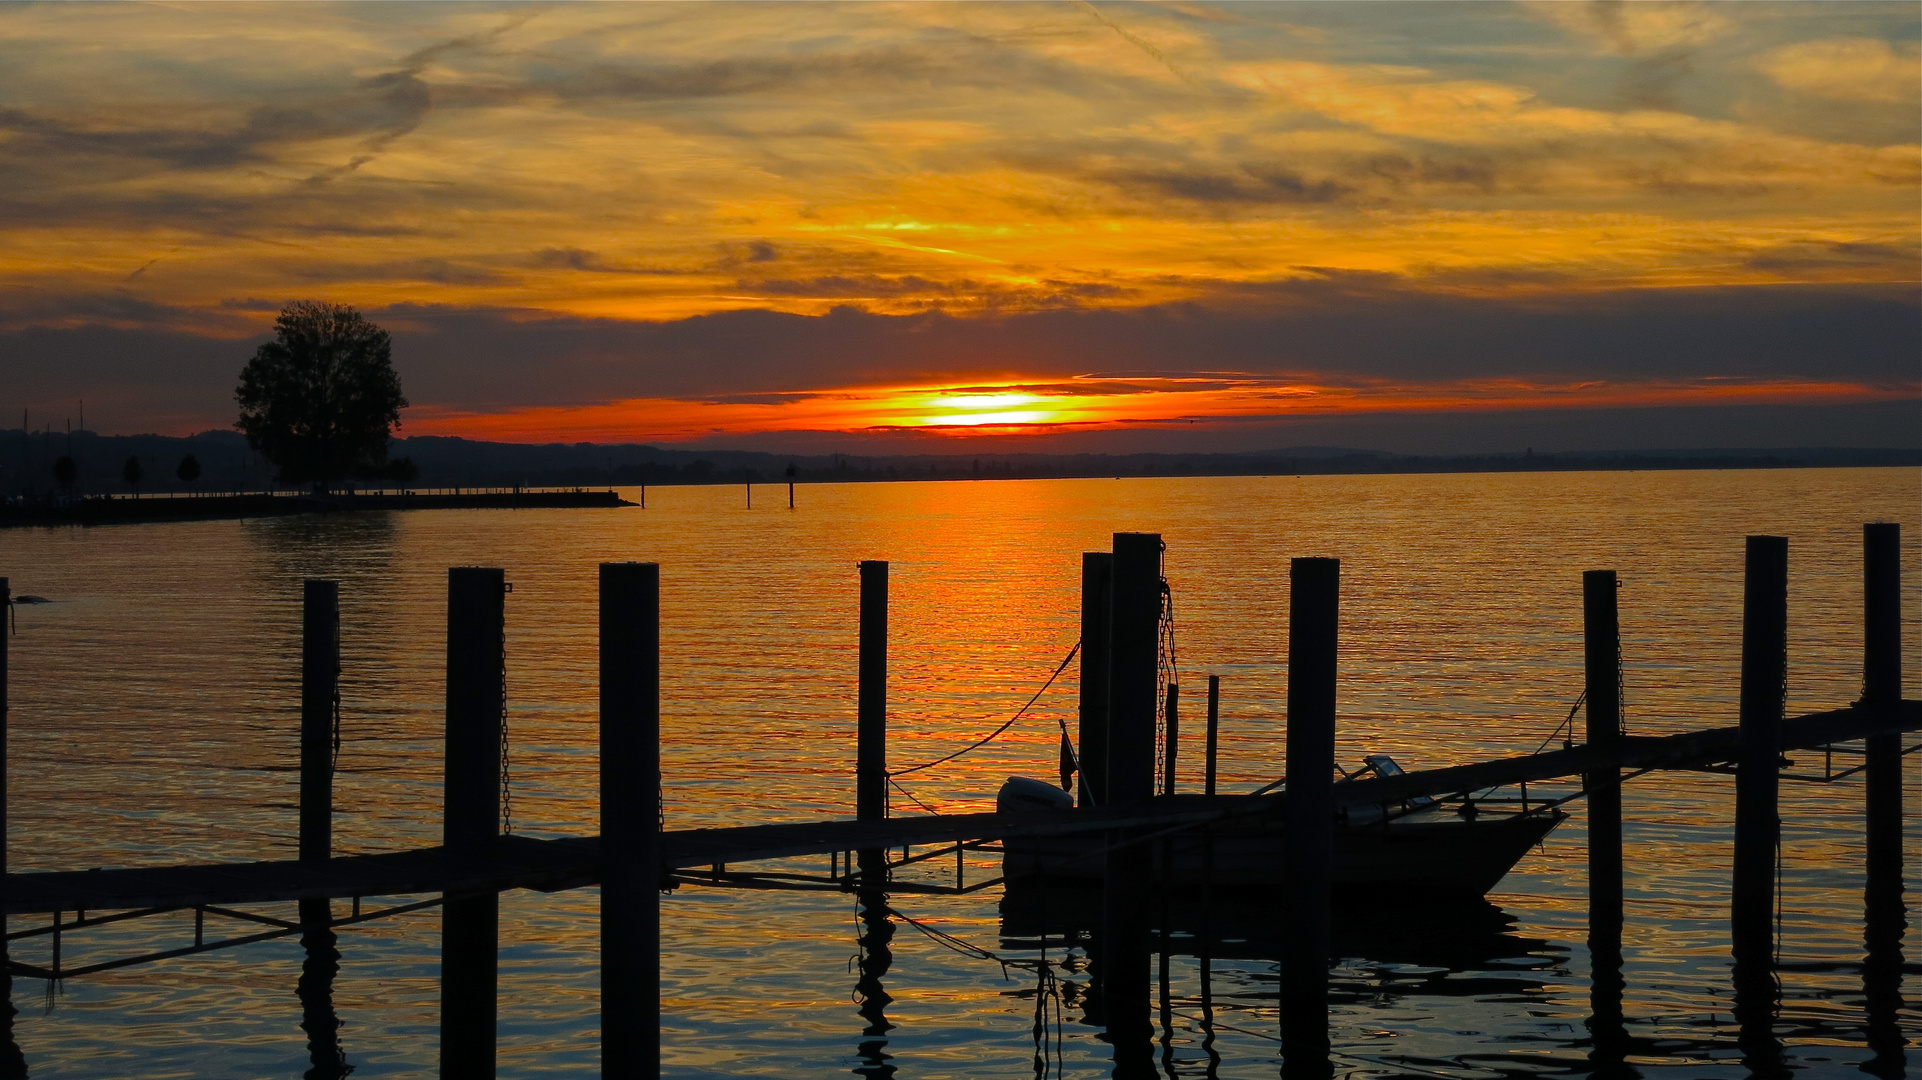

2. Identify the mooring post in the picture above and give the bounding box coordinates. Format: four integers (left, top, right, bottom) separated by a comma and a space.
1107, 533, 1161, 806
1581, 569, 1629, 1072
0, 578, 17, 1080
442, 566, 506, 1079
1161, 682, 1179, 796
0, 577, 9, 908
1860, 522, 1905, 1074
1101, 534, 1161, 1074
1204, 674, 1220, 797
1281, 556, 1338, 1078
1077, 552, 1114, 808
1731, 535, 1786, 1057
858, 561, 888, 825
300, 579, 339, 865
600, 562, 661, 1078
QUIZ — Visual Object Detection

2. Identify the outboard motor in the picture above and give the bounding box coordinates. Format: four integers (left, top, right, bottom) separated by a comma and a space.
997, 776, 1074, 814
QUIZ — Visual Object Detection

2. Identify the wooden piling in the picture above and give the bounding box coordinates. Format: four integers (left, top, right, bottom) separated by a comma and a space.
1204, 674, 1220, 797
1161, 683, 1179, 796
1862, 523, 1901, 892
442, 566, 505, 1079
1581, 569, 1628, 1071
1108, 534, 1162, 807
1281, 556, 1338, 1077
1078, 552, 1114, 808
445, 567, 507, 851
300, 580, 339, 864
1, 578, 9, 900
1732, 537, 1786, 996
1861, 522, 1904, 1074
600, 562, 661, 1078
858, 561, 888, 824
0, 578, 14, 1080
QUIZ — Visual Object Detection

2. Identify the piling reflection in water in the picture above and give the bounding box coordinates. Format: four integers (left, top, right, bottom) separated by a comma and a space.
441, 892, 498, 1078
0, 965, 23, 1080
1097, 843, 1154, 1079
853, 852, 896, 1080
296, 899, 350, 1080
1862, 868, 1907, 1080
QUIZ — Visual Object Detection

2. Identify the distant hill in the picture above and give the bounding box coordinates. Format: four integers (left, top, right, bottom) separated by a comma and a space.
2, 427, 1915, 497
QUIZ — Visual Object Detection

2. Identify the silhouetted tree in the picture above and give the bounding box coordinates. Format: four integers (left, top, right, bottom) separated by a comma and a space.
235, 301, 408, 494
122, 455, 144, 495
176, 454, 202, 489
52, 455, 77, 490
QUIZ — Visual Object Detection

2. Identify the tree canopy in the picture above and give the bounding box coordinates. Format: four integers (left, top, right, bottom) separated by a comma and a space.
236, 301, 408, 493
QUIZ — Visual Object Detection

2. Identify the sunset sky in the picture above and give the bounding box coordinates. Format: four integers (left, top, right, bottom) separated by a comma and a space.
3, 1, 1917, 451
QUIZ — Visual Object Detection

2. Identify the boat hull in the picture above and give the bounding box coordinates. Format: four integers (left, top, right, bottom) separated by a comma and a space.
1002, 806, 1563, 896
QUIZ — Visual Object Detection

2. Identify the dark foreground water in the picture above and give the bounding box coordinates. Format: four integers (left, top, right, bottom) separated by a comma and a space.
1, 468, 1917, 1078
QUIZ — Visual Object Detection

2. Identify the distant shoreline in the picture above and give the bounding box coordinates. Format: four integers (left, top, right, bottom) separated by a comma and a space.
0, 488, 632, 528
4, 455, 1915, 528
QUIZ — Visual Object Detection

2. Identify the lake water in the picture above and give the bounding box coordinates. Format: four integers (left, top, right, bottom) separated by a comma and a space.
1, 468, 1917, 1078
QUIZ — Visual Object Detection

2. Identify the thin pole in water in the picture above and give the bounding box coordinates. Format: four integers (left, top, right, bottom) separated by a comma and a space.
1204, 674, 1219, 797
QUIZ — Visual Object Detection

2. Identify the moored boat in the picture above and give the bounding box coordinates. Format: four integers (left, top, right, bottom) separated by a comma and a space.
997, 755, 1565, 896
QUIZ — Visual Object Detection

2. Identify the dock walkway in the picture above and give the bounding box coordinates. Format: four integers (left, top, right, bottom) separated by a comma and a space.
7, 701, 1913, 917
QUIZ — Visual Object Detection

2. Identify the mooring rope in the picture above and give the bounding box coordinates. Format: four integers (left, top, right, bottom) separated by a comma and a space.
887, 640, 1081, 778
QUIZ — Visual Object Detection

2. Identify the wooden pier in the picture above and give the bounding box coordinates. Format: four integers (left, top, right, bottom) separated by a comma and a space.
2, 700, 1913, 918
0, 521, 1911, 1078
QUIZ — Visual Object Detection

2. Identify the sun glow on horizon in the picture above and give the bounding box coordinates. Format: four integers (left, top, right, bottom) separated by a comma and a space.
399, 374, 1912, 445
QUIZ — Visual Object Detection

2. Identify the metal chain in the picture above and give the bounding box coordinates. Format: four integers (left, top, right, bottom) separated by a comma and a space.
1615, 578, 1628, 736
1153, 539, 1178, 792
331, 615, 343, 772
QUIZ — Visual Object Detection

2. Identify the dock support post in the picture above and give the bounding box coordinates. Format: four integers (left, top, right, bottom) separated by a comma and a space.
1861, 522, 1905, 1075
1161, 682, 1179, 797
1732, 536, 1786, 1072
858, 561, 888, 826
1281, 556, 1338, 1079
1204, 674, 1219, 797
1101, 534, 1160, 1076
1107, 534, 1161, 806
300, 579, 338, 864
1582, 570, 1629, 1074
601, 562, 661, 1079
0, 577, 20, 1080
1077, 552, 1114, 808
442, 567, 506, 1079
